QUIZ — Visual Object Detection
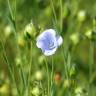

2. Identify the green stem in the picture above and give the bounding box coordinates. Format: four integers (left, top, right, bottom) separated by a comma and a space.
45, 58, 50, 96
61, 44, 72, 96
14, 0, 17, 20
60, 0, 63, 33
50, 0, 57, 26
27, 42, 32, 96
7, 0, 27, 95
88, 41, 94, 96
7, 0, 14, 19
51, 56, 54, 96
0, 39, 20, 96
61, 44, 69, 79
19, 66, 26, 95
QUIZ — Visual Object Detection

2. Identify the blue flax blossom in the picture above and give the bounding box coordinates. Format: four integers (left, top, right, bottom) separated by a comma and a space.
36, 29, 63, 56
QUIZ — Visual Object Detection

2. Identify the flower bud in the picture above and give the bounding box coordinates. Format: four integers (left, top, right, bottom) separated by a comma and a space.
35, 70, 43, 81
54, 72, 62, 86
55, 72, 61, 81
17, 35, 26, 47
0, 83, 10, 95
31, 86, 40, 96
38, 55, 45, 65
85, 29, 96, 41
70, 33, 80, 45
24, 22, 36, 39
15, 57, 21, 67
63, 79, 70, 88
75, 87, 82, 94
77, 10, 86, 22
85, 30, 92, 39
92, 30, 96, 41
75, 86, 88, 96
4, 25, 12, 38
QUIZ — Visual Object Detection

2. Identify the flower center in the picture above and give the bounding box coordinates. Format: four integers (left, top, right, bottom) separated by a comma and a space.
49, 42, 55, 50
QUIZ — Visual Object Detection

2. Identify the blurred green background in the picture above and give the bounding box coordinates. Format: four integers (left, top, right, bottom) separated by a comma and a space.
0, 0, 96, 96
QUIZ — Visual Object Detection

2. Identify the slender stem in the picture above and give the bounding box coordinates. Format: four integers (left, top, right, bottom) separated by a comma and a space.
50, 0, 57, 26
7, 0, 26, 95
39, 81, 44, 96
7, 0, 14, 19
88, 41, 94, 96
61, 44, 72, 96
60, 0, 63, 33
20, 66, 26, 95
14, 0, 17, 20
51, 56, 54, 96
45, 58, 50, 96
27, 42, 32, 96
0, 39, 20, 95
61, 44, 69, 79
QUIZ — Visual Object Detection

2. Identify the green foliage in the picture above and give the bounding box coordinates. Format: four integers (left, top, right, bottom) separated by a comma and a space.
0, 0, 96, 96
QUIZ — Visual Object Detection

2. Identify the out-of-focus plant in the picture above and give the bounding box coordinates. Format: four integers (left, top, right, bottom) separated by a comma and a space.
0, 0, 96, 96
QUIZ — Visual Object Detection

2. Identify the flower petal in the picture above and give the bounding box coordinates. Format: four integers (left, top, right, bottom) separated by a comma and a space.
56, 36, 63, 46
46, 29, 56, 36
36, 29, 56, 41
36, 41, 43, 48
43, 47, 57, 56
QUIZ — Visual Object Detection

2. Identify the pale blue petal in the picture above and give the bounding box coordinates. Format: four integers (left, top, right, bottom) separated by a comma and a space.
45, 29, 56, 36
36, 29, 56, 41
36, 41, 43, 48
44, 47, 57, 56
56, 36, 63, 46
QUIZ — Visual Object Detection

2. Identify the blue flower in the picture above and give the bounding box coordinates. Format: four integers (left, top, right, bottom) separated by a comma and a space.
36, 29, 63, 56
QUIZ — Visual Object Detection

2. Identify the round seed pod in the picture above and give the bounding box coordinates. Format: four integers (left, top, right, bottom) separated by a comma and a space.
55, 72, 61, 81
63, 79, 70, 88
17, 35, 26, 47
70, 33, 80, 45
77, 10, 86, 22
85, 29, 96, 41
4, 25, 12, 38
0, 83, 10, 95
35, 70, 43, 81
31, 86, 40, 96
24, 22, 36, 40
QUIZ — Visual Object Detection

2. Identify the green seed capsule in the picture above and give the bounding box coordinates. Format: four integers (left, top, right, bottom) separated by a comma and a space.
24, 22, 36, 39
